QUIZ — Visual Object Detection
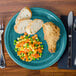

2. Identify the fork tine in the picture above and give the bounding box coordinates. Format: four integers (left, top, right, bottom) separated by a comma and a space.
0, 24, 1, 29
1, 23, 4, 29
0, 18, 4, 30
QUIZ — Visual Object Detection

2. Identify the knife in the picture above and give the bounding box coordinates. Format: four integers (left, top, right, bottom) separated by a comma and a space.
67, 11, 73, 68
73, 19, 76, 66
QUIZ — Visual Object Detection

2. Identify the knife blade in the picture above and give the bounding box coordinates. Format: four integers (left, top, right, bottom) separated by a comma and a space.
67, 11, 73, 68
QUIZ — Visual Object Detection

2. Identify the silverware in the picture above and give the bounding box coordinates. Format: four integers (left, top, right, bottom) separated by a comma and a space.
73, 19, 76, 32
73, 19, 76, 66
74, 57, 76, 65
0, 20, 5, 68
67, 11, 73, 68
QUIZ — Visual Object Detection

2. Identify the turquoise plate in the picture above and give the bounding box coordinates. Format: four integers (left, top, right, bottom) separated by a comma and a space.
4, 7, 67, 70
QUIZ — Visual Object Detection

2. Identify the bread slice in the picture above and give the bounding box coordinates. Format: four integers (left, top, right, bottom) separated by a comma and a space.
42, 22, 60, 53
14, 19, 32, 34
16, 7, 32, 24
26, 19, 43, 34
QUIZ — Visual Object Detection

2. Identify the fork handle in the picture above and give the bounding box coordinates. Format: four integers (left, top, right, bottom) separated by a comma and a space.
0, 41, 5, 68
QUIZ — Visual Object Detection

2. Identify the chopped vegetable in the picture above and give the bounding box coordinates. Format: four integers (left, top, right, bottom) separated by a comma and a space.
40, 53, 42, 56
41, 45, 43, 48
37, 58, 39, 60
20, 36, 24, 39
24, 32, 28, 36
23, 46, 26, 48
30, 37, 33, 42
31, 42, 33, 44
32, 57, 35, 60
14, 43, 16, 45
25, 36, 29, 39
14, 40, 17, 43
14, 33, 43, 62
29, 51, 33, 54
19, 55, 22, 58
36, 39, 39, 42
15, 48, 18, 52
21, 53, 25, 57
35, 44, 38, 47
26, 43, 29, 48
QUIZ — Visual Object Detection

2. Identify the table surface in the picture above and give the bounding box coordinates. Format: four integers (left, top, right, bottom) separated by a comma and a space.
0, 0, 76, 76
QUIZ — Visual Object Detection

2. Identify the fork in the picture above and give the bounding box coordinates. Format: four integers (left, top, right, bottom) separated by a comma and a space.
0, 20, 5, 68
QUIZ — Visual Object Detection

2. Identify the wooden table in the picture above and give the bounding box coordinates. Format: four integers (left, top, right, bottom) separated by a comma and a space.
0, 0, 76, 76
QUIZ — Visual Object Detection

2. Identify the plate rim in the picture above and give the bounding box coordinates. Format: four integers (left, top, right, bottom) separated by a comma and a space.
4, 7, 67, 70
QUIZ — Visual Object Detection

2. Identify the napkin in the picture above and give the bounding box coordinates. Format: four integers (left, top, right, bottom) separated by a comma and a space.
58, 16, 76, 69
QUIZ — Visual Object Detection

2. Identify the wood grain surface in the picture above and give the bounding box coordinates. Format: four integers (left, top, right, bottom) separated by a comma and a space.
0, 0, 76, 76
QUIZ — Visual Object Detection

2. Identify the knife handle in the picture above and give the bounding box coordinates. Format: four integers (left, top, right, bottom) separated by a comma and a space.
67, 56, 71, 68
67, 35, 72, 68
67, 47, 72, 68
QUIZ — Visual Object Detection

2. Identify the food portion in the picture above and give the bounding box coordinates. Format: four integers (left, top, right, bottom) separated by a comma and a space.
14, 7, 44, 34
14, 7, 60, 54
42, 22, 60, 53
14, 7, 32, 34
14, 33, 43, 62
16, 7, 32, 24
26, 19, 43, 35
14, 19, 32, 34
